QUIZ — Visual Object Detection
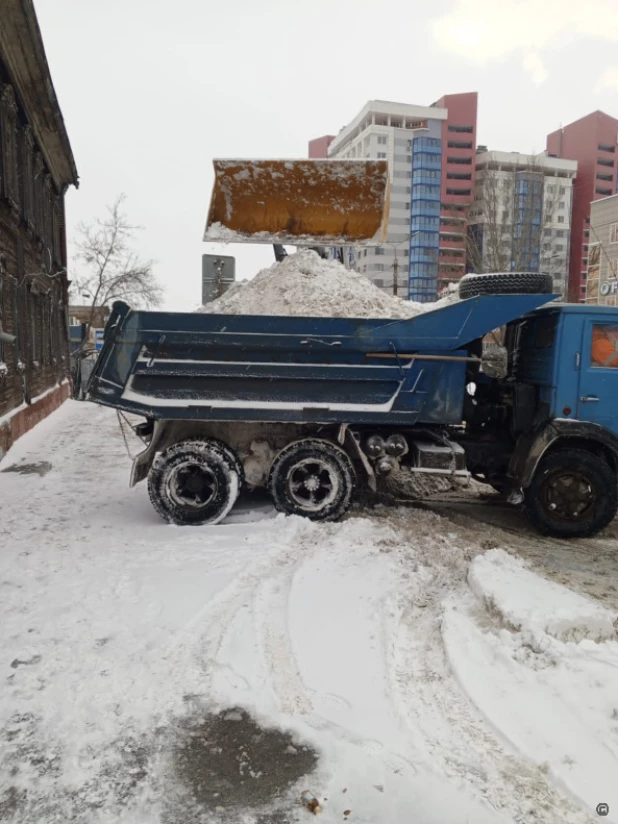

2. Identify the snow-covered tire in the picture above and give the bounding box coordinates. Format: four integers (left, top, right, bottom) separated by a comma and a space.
459, 272, 553, 300
268, 439, 355, 522
524, 448, 618, 538
148, 439, 241, 526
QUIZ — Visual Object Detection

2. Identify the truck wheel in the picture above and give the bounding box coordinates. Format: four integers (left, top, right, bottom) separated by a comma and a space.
524, 449, 617, 538
148, 439, 241, 526
268, 439, 355, 522
459, 272, 553, 300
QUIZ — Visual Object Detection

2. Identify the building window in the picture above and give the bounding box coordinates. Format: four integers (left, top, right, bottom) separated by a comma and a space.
598, 157, 615, 168
559, 186, 566, 195
596, 187, 612, 196
598, 143, 616, 153
377, 136, 387, 145
446, 187, 471, 196
557, 201, 566, 209
610, 223, 618, 244
29, 287, 39, 364
547, 185, 556, 193
447, 172, 472, 180
447, 156, 472, 165
556, 230, 564, 238
447, 140, 473, 149
0, 84, 20, 211
448, 125, 473, 133
377, 152, 386, 159
0, 272, 5, 366
597, 172, 613, 182
375, 247, 385, 255
557, 216, 565, 223
374, 264, 385, 272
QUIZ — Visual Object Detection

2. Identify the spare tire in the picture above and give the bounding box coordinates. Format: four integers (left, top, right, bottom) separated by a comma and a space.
459, 272, 554, 300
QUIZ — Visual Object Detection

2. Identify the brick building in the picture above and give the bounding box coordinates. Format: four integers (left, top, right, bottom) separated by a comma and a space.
0, 0, 78, 458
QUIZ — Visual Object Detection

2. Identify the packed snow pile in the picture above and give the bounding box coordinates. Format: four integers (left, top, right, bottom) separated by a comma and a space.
468, 548, 618, 643
198, 249, 430, 318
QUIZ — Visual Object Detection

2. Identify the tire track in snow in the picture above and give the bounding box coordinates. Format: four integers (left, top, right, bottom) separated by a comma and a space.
253, 567, 313, 716
180, 532, 321, 710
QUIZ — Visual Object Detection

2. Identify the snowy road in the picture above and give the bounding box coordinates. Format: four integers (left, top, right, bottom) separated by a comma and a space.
0, 401, 616, 823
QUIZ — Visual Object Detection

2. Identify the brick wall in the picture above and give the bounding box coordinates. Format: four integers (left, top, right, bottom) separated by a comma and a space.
0, 380, 69, 460
0, 64, 71, 447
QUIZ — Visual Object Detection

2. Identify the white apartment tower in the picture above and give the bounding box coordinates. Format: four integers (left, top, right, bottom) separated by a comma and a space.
310, 94, 478, 303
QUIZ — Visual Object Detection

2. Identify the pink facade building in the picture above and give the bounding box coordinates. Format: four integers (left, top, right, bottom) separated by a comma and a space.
308, 135, 334, 159
547, 111, 618, 302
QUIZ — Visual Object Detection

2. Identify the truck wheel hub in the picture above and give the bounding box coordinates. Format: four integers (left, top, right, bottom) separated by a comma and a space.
170, 462, 217, 509
543, 471, 595, 521
288, 459, 336, 510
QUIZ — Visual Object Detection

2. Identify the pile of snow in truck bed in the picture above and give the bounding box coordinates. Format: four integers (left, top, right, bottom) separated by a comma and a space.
197, 249, 431, 318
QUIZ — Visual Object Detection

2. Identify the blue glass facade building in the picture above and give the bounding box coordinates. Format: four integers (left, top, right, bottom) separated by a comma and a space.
408, 136, 442, 302
512, 174, 543, 272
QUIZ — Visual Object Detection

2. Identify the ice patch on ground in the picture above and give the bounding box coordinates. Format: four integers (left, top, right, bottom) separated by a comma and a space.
468, 548, 618, 643
197, 250, 433, 318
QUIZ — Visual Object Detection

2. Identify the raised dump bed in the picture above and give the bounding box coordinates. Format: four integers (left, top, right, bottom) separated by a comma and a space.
87, 293, 550, 427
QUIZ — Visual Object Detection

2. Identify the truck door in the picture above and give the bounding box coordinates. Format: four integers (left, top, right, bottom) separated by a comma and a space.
577, 319, 618, 435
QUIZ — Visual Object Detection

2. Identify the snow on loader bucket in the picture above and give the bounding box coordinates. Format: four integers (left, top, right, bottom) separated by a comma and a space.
203, 159, 390, 246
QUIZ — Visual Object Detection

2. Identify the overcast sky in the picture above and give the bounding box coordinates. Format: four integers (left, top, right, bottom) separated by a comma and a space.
36, 0, 618, 310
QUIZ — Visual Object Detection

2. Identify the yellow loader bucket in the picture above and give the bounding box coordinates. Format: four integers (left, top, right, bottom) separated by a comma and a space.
203, 159, 390, 246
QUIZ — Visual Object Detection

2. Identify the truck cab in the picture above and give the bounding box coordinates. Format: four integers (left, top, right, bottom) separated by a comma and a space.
467, 303, 618, 538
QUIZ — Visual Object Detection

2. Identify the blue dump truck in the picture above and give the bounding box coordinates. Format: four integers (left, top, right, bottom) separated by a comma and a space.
85, 159, 618, 538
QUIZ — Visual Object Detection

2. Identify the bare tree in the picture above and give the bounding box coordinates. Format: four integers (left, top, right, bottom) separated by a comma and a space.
71, 195, 163, 344
468, 156, 562, 274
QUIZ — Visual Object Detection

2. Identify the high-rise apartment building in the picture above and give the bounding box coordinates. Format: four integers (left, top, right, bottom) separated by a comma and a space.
547, 111, 618, 302
309, 93, 477, 302
469, 151, 577, 298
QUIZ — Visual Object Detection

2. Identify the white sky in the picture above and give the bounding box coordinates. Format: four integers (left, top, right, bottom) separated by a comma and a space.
36, 0, 618, 311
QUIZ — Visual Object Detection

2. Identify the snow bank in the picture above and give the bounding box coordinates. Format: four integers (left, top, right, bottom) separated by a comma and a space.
443, 606, 618, 821
198, 249, 429, 318
468, 549, 617, 644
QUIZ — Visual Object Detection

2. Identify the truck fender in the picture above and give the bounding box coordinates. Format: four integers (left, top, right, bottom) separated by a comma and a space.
509, 420, 618, 488
343, 427, 377, 492
129, 419, 169, 487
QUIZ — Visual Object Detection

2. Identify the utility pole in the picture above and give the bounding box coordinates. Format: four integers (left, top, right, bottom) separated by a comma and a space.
390, 233, 419, 298
214, 259, 224, 299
